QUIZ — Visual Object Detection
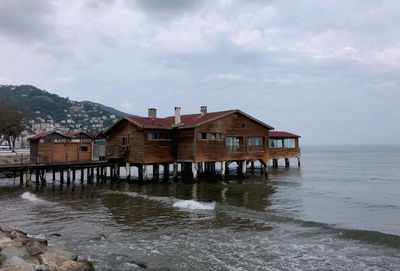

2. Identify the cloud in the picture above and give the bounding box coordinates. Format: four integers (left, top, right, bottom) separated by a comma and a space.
53, 76, 75, 83
0, 0, 55, 41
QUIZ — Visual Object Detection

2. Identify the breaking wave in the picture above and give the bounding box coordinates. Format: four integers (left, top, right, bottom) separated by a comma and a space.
173, 200, 216, 210
20, 192, 49, 204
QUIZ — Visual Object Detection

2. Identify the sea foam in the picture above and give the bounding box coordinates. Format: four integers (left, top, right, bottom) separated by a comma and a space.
172, 200, 216, 210
21, 192, 47, 204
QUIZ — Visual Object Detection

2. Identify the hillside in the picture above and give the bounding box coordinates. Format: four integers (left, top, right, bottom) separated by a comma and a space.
0, 85, 126, 133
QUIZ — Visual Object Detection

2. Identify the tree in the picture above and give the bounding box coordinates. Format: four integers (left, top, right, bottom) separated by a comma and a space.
0, 104, 24, 150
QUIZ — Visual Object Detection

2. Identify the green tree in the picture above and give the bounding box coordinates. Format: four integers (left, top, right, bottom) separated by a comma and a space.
0, 104, 24, 150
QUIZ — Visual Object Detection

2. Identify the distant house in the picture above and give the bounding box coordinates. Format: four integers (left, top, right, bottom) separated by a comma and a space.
28, 131, 94, 163
104, 107, 273, 167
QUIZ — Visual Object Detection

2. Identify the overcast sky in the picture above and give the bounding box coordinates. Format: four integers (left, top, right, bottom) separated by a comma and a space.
0, 0, 399, 145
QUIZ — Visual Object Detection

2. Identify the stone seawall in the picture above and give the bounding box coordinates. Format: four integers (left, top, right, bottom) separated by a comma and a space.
0, 226, 94, 271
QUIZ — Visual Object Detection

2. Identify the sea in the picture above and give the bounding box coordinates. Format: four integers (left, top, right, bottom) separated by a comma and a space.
0, 145, 399, 271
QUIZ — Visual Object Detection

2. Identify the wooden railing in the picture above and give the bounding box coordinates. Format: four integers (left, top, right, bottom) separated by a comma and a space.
106, 144, 129, 158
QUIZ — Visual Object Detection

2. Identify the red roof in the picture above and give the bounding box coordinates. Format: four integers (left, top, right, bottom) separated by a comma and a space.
126, 110, 235, 129
65, 131, 92, 138
269, 131, 301, 138
28, 131, 68, 141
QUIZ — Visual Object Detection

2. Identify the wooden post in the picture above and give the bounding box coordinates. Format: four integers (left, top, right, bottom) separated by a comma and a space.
87, 167, 90, 181
285, 158, 290, 167
72, 169, 76, 180
221, 161, 226, 179
60, 169, 64, 183
153, 164, 159, 181
273, 159, 278, 167
25, 169, 30, 186
297, 157, 301, 167
138, 165, 143, 180
41, 169, 46, 184
242, 160, 247, 175
67, 168, 71, 182
142, 164, 147, 181
35, 169, 40, 184
192, 162, 198, 181
251, 160, 255, 171
173, 162, 178, 179
20, 170, 23, 184
114, 163, 119, 178
163, 163, 169, 180
126, 163, 131, 179
52, 169, 56, 180
80, 168, 84, 182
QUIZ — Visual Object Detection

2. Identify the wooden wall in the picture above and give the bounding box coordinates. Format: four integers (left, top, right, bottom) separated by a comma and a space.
194, 113, 270, 164
143, 129, 174, 163
269, 138, 300, 160
176, 128, 195, 162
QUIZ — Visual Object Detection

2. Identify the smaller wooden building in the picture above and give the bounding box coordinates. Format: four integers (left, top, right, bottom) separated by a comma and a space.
29, 131, 94, 163
269, 131, 301, 167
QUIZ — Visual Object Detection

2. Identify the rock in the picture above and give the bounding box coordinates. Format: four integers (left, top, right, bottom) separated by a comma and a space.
49, 234, 61, 238
0, 264, 35, 271
39, 248, 76, 270
10, 232, 26, 240
25, 242, 47, 257
1, 256, 28, 267
1, 228, 26, 236
1, 245, 28, 260
55, 260, 94, 271
14, 238, 47, 246
0, 232, 10, 240
0, 254, 6, 264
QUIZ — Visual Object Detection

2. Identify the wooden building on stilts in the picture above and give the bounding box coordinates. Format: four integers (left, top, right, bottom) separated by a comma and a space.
269, 131, 301, 167
104, 107, 274, 180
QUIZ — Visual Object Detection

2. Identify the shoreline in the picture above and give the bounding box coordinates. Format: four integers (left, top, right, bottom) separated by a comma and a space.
0, 225, 94, 271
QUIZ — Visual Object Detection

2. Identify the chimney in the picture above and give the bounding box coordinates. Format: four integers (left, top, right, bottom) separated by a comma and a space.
174, 107, 181, 125
200, 106, 207, 116
148, 108, 157, 119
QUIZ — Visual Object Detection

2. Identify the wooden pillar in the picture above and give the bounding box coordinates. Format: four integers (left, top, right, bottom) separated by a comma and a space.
285, 158, 290, 167
126, 163, 131, 179
35, 169, 40, 183
113, 163, 119, 178
91, 167, 95, 179
297, 157, 301, 167
221, 161, 226, 179
86, 167, 91, 181
96, 167, 100, 179
163, 163, 169, 180
192, 162, 198, 181
251, 160, 255, 171
80, 168, 84, 182
142, 164, 147, 181
173, 162, 178, 179
67, 168, 71, 182
72, 169, 76, 180
60, 169, 64, 183
41, 169, 46, 184
52, 169, 56, 180
153, 164, 159, 181
138, 165, 143, 180
20, 170, 23, 184
242, 160, 247, 175
25, 169, 30, 186
273, 159, 278, 167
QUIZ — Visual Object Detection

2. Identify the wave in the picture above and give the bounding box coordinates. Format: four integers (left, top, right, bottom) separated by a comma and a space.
104, 190, 400, 248
172, 200, 215, 210
20, 192, 49, 204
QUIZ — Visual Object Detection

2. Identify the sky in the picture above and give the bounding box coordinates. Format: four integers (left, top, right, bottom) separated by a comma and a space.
0, 0, 399, 145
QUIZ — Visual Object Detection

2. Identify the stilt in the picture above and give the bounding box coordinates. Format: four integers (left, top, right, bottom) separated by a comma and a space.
20, 170, 23, 184
163, 163, 169, 180
35, 169, 40, 184
87, 167, 91, 181
173, 162, 178, 179
96, 167, 100, 179
80, 168, 84, 182
221, 161, 226, 179
285, 158, 290, 167
67, 168, 71, 182
126, 162, 131, 179
114, 163, 119, 178
72, 169, 76, 180
198, 162, 203, 174
251, 160, 255, 171
60, 169, 64, 183
273, 159, 278, 167
242, 160, 247, 175
153, 164, 159, 181
41, 169, 46, 184
138, 165, 143, 180
192, 162, 198, 181
25, 169, 30, 186
297, 157, 301, 167
142, 164, 147, 181
52, 169, 56, 180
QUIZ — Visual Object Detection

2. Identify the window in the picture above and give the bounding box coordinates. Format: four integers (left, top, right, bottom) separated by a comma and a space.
284, 138, 296, 148
147, 132, 171, 140
248, 136, 265, 152
197, 132, 222, 140
269, 139, 282, 148
79, 146, 88, 152
226, 136, 243, 152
